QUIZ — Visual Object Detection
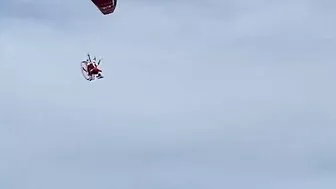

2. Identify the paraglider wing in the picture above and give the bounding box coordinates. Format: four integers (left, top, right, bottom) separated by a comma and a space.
91, 0, 117, 15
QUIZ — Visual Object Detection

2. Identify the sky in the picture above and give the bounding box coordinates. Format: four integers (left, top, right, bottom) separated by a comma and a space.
1, 0, 336, 188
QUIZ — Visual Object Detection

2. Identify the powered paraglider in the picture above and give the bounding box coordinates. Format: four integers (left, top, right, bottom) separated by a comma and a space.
81, 54, 104, 81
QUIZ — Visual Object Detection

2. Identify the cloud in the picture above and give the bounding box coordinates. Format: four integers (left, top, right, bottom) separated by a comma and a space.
1, 0, 336, 188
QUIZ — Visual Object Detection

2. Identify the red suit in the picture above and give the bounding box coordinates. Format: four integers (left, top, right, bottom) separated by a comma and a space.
87, 63, 102, 75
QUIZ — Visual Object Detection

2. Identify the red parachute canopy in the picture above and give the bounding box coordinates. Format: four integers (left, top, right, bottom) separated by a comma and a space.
91, 0, 117, 15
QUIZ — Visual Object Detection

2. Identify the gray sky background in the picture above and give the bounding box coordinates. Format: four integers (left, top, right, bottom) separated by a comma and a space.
1, 0, 336, 188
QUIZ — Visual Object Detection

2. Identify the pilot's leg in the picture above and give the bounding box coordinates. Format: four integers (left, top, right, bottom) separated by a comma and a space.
97, 73, 104, 79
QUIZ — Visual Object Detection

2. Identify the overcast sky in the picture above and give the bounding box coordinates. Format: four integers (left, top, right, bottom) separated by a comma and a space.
1, 0, 336, 188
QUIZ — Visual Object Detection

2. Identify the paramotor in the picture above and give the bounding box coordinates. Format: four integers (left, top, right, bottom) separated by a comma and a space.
81, 54, 104, 81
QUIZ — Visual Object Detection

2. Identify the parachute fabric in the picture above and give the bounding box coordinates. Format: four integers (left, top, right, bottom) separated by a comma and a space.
91, 0, 117, 15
